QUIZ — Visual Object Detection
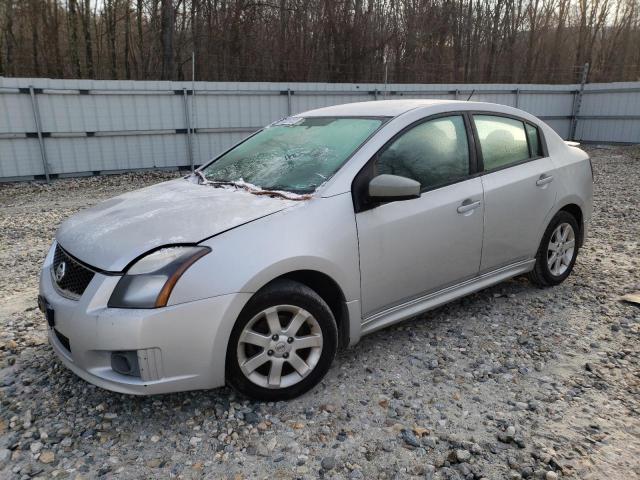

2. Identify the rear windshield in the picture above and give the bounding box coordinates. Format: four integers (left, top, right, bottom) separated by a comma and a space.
201, 116, 384, 193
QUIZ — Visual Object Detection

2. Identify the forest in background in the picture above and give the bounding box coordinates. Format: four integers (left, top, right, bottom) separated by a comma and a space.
0, 0, 638, 84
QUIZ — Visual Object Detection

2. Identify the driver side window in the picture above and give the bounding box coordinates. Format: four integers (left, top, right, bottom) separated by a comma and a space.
375, 115, 470, 191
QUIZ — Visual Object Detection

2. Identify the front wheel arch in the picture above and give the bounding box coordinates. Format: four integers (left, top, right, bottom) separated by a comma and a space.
251, 270, 350, 350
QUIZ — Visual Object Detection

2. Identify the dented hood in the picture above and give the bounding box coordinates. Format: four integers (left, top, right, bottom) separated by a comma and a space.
56, 178, 298, 271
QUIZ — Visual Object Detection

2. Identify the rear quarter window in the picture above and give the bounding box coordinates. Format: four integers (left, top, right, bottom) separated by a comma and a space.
525, 123, 543, 157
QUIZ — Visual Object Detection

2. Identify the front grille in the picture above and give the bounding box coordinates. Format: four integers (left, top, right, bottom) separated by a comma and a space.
51, 244, 96, 300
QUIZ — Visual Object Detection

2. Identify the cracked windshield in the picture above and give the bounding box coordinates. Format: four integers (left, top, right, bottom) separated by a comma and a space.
201, 117, 384, 193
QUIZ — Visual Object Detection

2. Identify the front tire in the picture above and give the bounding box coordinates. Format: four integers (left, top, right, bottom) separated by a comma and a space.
226, 279, 338, 401
528, 210, 580, 287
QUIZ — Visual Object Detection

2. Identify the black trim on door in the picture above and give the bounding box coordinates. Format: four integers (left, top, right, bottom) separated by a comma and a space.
463, 112, 481, 175
351, 111, 478, 213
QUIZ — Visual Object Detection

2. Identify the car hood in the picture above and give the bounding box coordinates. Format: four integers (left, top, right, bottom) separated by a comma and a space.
56, 178, 298, 271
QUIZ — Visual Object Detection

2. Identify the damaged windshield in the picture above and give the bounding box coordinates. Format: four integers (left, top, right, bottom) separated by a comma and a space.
199, 116, 385, 193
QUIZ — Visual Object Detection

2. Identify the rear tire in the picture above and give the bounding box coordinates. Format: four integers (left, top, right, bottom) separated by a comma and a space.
528, 210, 580, 287
226, 279, 338, 401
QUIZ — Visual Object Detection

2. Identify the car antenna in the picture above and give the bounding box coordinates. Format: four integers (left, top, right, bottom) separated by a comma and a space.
466, 89, 475, 101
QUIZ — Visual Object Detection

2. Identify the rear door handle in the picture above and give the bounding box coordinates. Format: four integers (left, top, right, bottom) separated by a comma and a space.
536, 174, 554, 187
457, 199, 481, 214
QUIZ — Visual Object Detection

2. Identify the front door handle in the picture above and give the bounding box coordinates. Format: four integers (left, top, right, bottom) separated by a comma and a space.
536, 174, 554, 187
457, 199, 481, 214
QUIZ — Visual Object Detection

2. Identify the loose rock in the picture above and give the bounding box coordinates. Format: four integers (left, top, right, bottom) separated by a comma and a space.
0, 147, 638, 478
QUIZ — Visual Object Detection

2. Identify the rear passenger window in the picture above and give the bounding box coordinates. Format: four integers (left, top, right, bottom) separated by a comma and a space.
474, 115, 530, 171
525, 123, 543, 157
375, 115, 470, 191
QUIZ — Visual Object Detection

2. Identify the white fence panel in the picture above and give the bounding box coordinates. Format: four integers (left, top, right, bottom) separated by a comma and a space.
0, 139, 42, 178
0, 77, 638, 181
0, 93, 35, 134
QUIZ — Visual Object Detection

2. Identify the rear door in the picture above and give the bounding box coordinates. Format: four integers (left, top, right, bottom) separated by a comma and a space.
472, 114, 557, 272
355, 114, 484, 317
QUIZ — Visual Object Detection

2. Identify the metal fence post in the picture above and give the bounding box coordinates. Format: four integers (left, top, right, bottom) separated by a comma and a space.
570, 63, 590, 140
182, 88, 194, 171
287, 88, 292, 115
28, 86, 50, 183
515, 88, 520, 108
191, 54, 198, 170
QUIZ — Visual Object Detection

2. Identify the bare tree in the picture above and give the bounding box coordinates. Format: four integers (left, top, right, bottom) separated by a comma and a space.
2, 0, 15, 76
29, 0, 41, 76
136, 0, 144, 78
0, 0, 638, 83
124, 0, 131, 79
68, 0, 81, 77
160, 0, 174, 80
82, 0, 94, 77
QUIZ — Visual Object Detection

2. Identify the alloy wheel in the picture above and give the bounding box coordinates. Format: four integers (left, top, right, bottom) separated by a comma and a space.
236, 305, 323, 389
547, 222, 575, 276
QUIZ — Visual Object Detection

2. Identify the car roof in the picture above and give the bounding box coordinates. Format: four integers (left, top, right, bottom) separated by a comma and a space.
300, 99, 478, 118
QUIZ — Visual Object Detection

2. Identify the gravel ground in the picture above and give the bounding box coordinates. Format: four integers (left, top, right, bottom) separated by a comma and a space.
0, 146, 638, 480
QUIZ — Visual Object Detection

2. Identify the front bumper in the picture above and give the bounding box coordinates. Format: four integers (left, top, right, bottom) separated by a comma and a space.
39, 243, 252, 395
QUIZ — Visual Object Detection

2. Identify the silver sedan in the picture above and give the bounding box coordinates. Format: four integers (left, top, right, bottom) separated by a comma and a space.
39, 100, 593, 400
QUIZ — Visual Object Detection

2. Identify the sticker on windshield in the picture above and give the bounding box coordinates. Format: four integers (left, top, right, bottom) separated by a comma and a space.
270, 116, 305, 127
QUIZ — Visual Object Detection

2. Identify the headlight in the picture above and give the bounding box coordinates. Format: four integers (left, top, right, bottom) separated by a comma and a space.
108, 246, 210, 309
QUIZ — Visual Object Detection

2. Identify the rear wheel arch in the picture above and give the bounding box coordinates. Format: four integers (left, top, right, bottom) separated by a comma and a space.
528, 209, 580, 286
558, 203, 584, 246
538, 201, 584, 253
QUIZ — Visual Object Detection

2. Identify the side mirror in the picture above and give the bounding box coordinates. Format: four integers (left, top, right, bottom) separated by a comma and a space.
368, 174, 421, 202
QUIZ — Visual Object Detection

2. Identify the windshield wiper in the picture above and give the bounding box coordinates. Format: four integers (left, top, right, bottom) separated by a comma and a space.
247, 188, 312, 201
195, 170, 226, 185
195, 171, 311, 201
195, 171, 246, 189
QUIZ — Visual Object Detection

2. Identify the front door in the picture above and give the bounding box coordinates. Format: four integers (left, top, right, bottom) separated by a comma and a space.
355, 114, 484, 318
